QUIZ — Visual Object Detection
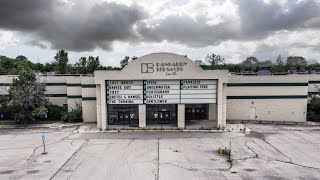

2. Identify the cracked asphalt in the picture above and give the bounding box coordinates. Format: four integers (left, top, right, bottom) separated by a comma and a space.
1, 124, 320, 179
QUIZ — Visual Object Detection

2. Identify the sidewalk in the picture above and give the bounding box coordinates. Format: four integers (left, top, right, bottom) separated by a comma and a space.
0, 122, 82, 129
76, 122, 250, 133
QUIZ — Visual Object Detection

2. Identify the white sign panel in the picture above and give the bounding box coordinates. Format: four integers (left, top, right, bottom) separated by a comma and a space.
107, 80, 143, 104
181, 80, 217, 104
144, 80, 180, 104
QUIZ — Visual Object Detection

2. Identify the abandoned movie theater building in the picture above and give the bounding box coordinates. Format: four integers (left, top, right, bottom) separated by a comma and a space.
0, 52, 318, 130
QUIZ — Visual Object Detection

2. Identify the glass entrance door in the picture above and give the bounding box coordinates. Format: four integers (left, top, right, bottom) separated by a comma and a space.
146, 104, 177, 125
158, 111, 170, 124
118, 112, 130, 125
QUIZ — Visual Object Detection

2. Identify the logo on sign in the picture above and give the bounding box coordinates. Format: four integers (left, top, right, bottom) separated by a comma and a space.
141, 63, 154, 73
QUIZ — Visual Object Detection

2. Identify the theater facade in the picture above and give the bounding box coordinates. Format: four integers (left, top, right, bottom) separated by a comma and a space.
0, 52, 316, 130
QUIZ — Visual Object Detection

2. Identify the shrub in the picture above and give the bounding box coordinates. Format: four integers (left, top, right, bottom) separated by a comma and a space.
61, 104, 82, 123
46, 104, 67, 120
308, 94, 320, 122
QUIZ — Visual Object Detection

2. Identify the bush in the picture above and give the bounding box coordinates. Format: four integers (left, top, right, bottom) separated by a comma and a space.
61, 104, 82, 123
0, 95, 13, 120
46, 104, 67, 120
308, 94, 320, 122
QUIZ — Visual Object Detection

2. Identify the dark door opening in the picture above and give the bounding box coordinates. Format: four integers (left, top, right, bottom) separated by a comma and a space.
108, 105, 139, 126
185, 104, 209, 120
147, 104, 177, 125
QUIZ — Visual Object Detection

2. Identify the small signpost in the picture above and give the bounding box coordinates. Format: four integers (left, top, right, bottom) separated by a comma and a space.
42, 134, 47, 155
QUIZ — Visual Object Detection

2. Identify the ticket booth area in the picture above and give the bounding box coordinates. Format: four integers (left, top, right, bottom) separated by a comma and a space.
146, 104, 177, 125
107, 104, 139, 127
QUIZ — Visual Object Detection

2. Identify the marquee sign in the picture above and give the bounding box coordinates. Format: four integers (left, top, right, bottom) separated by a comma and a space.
144, 80, 180, 104
106, 79, 217, 104
107, 80, 143, 104
180, 80, 217, 104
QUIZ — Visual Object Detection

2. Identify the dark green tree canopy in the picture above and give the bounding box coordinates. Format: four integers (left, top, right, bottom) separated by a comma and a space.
9, 69, 48, 124
54, 50, 69, 74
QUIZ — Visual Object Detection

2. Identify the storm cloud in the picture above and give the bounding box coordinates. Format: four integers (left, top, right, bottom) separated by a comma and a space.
0, 0, 145, 51
138, 0, 320, 47
0, 0, 320, 52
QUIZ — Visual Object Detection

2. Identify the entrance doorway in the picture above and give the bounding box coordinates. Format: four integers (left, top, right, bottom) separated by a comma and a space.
108, 105, 139, 126
146, 104, 177, 125
185, 104, 208, 120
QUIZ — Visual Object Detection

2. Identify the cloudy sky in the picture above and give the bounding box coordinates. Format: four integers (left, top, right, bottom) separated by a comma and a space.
0, 0, 320, 66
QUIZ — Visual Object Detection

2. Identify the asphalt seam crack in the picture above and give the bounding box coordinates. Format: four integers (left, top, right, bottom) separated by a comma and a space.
49, 140, 88, 180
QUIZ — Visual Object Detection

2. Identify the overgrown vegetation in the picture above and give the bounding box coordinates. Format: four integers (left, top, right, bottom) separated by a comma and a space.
308, 86, 320, 122
61, 104, 83, 123
9, 69, 48, 124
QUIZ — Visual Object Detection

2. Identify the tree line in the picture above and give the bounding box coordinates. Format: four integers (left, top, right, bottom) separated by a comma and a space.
0, 50, 319, 75
205, 54, 320, 73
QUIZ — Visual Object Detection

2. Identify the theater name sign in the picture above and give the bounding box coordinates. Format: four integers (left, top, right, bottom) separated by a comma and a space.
141, 62, 188, 76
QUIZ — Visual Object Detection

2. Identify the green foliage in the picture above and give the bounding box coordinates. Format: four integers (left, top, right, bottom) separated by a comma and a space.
61, 104, 82, 123
46, 103, 67, 120
308, 94, 320, 122
9, 69, 48, 124
54, 50, 69, 74
205, 53, 225, 68
0, 95, 12, 120
120, 56, 130, 68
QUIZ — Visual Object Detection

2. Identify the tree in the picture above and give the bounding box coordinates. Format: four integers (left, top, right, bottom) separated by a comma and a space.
74, 56, 102, 74
275, 55, 284, 66
9, 69, 48, 124
131, 56, 138, 61
120, 56, 130, 68
287, 56, 307, 67
205, 53, 225, 68
54, 50, 69, 74
75, 57, 88, 74
242, 56, 259, 68
87, 56, 101, 73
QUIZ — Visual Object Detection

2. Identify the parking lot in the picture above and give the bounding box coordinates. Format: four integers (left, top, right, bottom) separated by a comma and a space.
0, 124, 320, 179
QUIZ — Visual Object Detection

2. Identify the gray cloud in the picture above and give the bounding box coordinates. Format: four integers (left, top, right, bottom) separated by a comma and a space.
138, 0, 320, 47
239, 0, 320, 38
0, 0, 320, 52
26, 40, 48, 49
0, 0, 145, 51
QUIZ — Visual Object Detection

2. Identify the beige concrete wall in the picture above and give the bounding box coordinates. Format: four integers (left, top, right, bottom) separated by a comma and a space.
208, 104, 217, 121
40, 76, 67, 106
67, 77, 82, 111
227, 99, 307, 122
81, 77, 97, 123
0, 76, 15, 95
82, 100, 97, 123
227, 75, 309, 122
308, 74, 320, 92
228, 86, 308, 96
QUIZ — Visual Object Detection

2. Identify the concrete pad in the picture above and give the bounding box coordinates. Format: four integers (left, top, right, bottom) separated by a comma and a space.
159, 138, 230, 180
52, 139, 158, 180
